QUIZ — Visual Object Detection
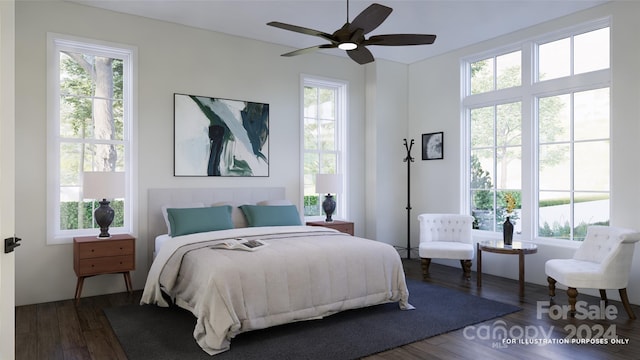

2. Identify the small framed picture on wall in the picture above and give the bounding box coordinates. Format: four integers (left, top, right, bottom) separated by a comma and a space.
422, 132, 443, 160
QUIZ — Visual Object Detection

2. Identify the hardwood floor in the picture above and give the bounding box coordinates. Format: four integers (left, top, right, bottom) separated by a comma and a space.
16, 259, 640, 359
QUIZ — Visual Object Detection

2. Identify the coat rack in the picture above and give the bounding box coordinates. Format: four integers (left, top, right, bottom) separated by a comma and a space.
401, 138, 415, 259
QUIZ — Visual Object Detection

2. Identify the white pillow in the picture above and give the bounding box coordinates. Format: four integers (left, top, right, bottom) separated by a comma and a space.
161, 203, 204, 234
257, 199, 293, 206
212, 201, 249, 228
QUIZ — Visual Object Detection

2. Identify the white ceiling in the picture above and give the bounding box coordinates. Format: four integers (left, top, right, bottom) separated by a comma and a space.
70, 0, 607, 64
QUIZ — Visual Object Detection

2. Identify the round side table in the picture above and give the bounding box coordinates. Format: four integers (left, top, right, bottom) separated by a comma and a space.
476, 240, 538, 297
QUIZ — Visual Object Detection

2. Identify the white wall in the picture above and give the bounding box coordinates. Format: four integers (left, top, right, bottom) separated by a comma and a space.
14, 1, 368, 305
16, 0, 640, 307
408, 1, 640, 304
364, 59, 410, 250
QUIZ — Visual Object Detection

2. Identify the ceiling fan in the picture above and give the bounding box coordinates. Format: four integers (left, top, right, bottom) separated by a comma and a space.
267, 1, 437, 65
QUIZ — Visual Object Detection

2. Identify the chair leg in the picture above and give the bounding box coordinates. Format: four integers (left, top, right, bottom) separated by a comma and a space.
547, 276, 556, 300
599, 289, 608, 305
567, 287, 578, 317
420, 258, 431, 280
619, 288, 636, 320
460, 259, 472, 280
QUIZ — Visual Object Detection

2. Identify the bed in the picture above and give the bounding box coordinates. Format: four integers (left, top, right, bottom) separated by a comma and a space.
141, 188, 413, 355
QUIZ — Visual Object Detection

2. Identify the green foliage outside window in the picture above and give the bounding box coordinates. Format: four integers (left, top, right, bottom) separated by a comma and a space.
472, 149, 607, 240
538, 220, 608, 241
304, 195, 320, 216
471, 155, 492, 210
60, 200, 124, 230
471, 154, 521, 230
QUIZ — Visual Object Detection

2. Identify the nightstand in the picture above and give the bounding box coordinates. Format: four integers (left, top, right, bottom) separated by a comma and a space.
306, 220, 354, 236
73, 234, 135, 303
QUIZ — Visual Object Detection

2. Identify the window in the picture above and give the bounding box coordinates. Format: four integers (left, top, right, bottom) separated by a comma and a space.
470, 102, 522, 232
537, 88, 610, 240
464, 20, 610, 241
470, 50, 521, 94
47, 34, 134, 243
538, 27, 609, 81
302, 76, 347, 218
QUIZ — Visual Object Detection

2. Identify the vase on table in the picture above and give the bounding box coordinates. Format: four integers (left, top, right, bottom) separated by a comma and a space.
503, 217, 514, 245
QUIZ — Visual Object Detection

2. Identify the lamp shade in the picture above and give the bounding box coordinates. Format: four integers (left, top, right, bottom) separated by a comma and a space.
83, 172, 125, 200
84, 172, 124, 238
315, 174, 343, 195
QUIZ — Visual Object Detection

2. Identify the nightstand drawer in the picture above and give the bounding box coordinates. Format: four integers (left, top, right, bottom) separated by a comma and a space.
328, 223, 353, 235
77, 239, 134, 259
77, 255, 134, 275
306, 220, 354, 236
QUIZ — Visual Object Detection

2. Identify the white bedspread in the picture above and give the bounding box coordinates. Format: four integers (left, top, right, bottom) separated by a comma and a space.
141, 226, 412, 355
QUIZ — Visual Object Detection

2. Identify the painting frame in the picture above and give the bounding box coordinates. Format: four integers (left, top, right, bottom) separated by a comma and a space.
174, 93, 269, 177
422, 132, 444, 160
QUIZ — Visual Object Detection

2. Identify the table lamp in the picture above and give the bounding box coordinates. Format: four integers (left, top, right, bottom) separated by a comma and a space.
83, 171, 125, 238
315, 174, 343, 222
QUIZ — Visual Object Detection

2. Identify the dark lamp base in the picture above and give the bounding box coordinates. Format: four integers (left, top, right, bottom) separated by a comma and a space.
95, 199, 115, 238
322, 194, 336, 223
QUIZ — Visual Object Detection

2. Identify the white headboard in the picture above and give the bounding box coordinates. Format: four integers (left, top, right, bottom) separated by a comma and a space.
147, 187, 286, 246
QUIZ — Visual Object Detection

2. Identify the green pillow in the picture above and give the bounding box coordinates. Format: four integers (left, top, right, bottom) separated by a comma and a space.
167, 206, 234, 237
239, 205, 302, 227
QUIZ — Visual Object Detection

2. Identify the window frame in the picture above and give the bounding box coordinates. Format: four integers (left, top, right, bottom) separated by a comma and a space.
47, 33, 136, 244
300, 75, 348, 221
461, 18, 611, 243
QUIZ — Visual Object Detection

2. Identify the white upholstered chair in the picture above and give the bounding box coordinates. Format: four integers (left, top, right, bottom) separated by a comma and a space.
418, 214, 475, 280
545, 225, 640, 319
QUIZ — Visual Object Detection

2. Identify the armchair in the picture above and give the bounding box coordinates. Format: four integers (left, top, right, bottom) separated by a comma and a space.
545, 225, 640, 319
418, 214, 475, 280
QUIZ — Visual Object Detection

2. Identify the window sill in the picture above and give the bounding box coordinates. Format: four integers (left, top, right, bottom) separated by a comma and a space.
471, 229, 582, 250
48, 228, 131, 245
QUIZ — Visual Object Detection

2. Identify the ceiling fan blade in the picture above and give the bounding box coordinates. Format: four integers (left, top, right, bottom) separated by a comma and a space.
347, 46, 375, 65
349, 3, 392, 34
267, 21, 336, 43
364, 34, 437, 46
281, 44, 337, 57
349, 28, 365, 43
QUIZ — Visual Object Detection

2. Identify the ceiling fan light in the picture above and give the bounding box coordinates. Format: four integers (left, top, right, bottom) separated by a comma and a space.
338, 42, 358, 50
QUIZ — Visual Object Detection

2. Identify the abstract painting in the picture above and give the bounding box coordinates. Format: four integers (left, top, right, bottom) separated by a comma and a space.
174, 93, 269, 176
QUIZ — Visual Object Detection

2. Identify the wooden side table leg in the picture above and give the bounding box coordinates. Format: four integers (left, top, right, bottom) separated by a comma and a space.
519, 251, 525, 297
123, 272, 133, 293
74, 277, 85, 305
476, 243, 482, 287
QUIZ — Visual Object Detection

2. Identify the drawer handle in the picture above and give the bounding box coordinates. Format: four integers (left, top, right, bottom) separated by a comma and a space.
91, 249, 95, 252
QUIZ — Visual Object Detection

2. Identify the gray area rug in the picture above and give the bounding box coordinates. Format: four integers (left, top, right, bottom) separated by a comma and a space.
105, 280, 520, 359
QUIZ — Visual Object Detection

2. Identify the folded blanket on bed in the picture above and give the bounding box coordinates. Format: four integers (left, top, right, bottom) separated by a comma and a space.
141, 226, 412, 355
